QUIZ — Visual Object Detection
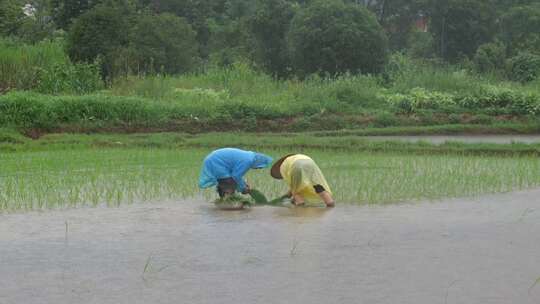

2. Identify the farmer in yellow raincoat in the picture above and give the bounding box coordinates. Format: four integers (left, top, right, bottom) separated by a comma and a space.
270, 154, 335, 207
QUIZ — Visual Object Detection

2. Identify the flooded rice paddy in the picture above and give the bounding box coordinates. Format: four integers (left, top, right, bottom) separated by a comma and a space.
1, 189, 539, 304
1, 147, 540, 210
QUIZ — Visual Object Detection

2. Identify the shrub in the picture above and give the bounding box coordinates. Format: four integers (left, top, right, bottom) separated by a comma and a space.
506, 52, 540, 83
473, 41, 506, 74
326, 74, 382, 108
381, 88, 455, 113
381, 85, 540, 116
372, 112, 399, 128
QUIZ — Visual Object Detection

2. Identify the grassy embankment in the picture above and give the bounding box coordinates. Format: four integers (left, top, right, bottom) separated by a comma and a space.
2, 129, 540, 155
1, 39, 540, 135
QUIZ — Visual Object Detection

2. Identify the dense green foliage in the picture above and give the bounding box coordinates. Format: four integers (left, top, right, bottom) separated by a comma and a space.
131, 13, 199, 74
288, 0, 388, 76
473, 41, 507, 75
0, 0, 25, 36
429, 0, 497, 61
0, 38, 102, 94
1, 61, 538, 133
66, 3, 132, 78
506, 52, 540, 83
2, 0, 538, 81
247, 0, 295, 77
501, 3, 540, 56
50, 0, 102, 29
1, 0, 540, 136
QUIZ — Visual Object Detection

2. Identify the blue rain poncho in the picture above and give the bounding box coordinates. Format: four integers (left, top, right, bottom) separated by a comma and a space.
198, 148, 273, 192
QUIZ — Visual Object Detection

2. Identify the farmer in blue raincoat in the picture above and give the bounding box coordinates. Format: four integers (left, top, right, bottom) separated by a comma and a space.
199, 148, 273, 197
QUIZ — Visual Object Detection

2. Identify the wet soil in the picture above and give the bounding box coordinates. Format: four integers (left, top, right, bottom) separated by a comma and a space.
1, 189, 540, 304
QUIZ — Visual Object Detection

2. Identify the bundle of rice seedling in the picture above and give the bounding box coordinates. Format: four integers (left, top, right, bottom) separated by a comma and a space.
213, 194, 252, 210
250, 189, 290, 206
248, 189, 269, 204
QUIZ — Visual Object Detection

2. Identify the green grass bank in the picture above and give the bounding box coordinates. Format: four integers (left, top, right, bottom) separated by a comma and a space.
2, 130, 540, 156
1, 60, 540, 135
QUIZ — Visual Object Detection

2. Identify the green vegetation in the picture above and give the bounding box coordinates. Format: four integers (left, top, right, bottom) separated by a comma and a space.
1, 0, 539, 136
1, 0, 540, 212
1, 141, 539, 211
2, 130, 540, 156
287, 0, 388, 76
0, 60, 538, 134
0, 38, 66, 92
0, 38, 102, 94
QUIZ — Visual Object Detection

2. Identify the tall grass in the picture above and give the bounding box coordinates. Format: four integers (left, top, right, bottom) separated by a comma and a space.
0, 38, 103, 94
110, 62, 384, 115
0, 38, 68, 92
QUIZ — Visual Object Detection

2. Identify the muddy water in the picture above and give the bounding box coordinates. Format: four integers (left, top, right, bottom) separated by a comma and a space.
362, 135, 540, 144
1, 190, 540, 304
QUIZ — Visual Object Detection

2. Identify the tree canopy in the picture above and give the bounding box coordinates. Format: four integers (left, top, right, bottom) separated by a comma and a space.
288, 0, 388, 76
2, 0, 538, 80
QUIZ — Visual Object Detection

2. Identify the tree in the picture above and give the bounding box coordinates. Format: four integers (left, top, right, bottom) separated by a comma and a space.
0, 0, 25, 36
207, 18, 250, 67
49, 0, 102, 29
147, 0, 214, 58
16, 0, 56, 43
341, 0, 428, 51
501, 4, 540, 56
66, 3, 132, 78
247, 0, 296, 77
287, 0, 388, 76
131, 13, 199, 74
427, 0, 497, 62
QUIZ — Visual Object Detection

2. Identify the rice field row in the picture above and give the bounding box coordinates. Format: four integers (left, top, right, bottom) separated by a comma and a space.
1, 147, 540, 211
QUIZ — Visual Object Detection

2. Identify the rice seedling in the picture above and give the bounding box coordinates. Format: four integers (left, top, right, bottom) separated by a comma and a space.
213, 194, 252, 210
1, 146, 540, 211
529, 277, 540, 294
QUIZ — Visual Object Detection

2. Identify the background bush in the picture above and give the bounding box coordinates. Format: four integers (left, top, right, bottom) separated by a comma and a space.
66, 3, 132, 79
131, 13, 200, 75
473, 41, 507, 75
287, 0, 388, 77
506, 52, 540, 83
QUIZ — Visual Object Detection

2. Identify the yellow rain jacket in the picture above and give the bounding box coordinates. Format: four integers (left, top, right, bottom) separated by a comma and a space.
280, 154, 332, 202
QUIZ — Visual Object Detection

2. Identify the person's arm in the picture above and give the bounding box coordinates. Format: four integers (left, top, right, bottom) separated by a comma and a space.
231, 158, 252, 193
